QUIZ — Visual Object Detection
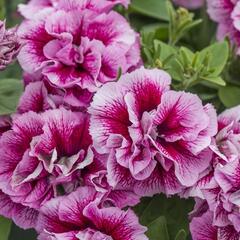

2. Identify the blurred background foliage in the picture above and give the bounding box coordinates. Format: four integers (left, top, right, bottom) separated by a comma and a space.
0, 0, 240, 239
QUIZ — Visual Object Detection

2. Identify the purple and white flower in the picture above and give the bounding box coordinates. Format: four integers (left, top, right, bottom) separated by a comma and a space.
89, 67, 217, 196
36, 186, 148, 240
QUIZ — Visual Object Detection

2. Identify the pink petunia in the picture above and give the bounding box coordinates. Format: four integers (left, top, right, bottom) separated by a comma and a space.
22, 73, 94, 109
36, 186, 148, 240
18, 0, 130, 20
0, 108, 92, 209
17, 81, 62, 114
211, 105, 240, 161
0, 190, 38, 229
82, 150, 140, 208
17, 1, 140, 108
207, 0, 240, 54
188, 105, 240, 232
0, 107, 139, 225
182, 105, 240, 200
202, 157, 240, 232
89, 67, 217, 196
190, 206, 239, 240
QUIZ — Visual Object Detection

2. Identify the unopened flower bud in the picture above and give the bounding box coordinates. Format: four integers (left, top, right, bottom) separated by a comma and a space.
0, 20, 21, 71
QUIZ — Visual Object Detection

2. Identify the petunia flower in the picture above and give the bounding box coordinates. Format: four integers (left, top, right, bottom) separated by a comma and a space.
207, 0, 240, 54
36, 186, 148, 240
17, 1, 140, 106
21, 73, 94, 109
190, 206, 240, 240
18, 0, 130, 20
89, 67, 217, 196
0, 108, 92, 209
188, 105, 240, 232
202, 157, 240, 232
211, 105, 240, 161
0, 190, 38, 229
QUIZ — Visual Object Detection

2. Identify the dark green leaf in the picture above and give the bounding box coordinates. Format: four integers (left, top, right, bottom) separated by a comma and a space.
0, 78, 23, 115
141, 23, 169, 42
219, 85, 240, 108
146, 216, 169, 240
0, 216, 12, 240
130, 0, 169, 21
199, 41, 229, 75
129, 13, 157, 31
135, 194, 194, 240
9, 224, 37, 240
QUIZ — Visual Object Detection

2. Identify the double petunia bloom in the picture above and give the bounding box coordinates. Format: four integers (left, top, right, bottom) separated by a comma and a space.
17, 0, 140, 108
89, 67, 217, 196
1, 0, 240, 239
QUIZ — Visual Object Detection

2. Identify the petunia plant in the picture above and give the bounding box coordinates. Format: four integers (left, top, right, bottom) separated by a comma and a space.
0, 0, 240, 240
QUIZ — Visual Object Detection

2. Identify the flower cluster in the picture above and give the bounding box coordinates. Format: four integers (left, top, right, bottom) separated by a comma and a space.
207, 0, 240, 54
1, 0, 240, 239
189, 106, 240, 239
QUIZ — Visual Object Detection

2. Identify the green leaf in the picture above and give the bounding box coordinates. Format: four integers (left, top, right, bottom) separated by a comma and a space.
5, 0, 24, 26
200, 76, 226, 86
180, 47, 194, 61
130, 0, 169, 21
146, 216, 169, 240
9, 224, 37, 240
178, 19, 202, 38
0, 79, 23, 115
219, 85, 240, 108
0, 0, 5, 19
141, 23, 169, 42
135, 194, 194, 240
179, 47, 193, 68
199, 41, 229, 75
0, 216, 12, 240
175, 229, 187, 240
154, 40, 176, 58
0, 63, 22, 79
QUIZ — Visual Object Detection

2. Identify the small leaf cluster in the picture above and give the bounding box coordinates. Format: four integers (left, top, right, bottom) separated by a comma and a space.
142, 39, 229, 90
